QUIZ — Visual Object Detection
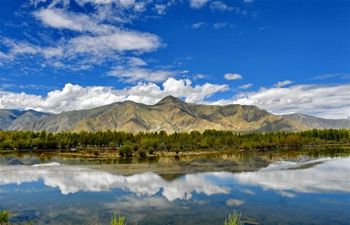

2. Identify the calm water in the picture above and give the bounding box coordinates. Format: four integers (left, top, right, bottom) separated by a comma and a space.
0, 153, 349, 225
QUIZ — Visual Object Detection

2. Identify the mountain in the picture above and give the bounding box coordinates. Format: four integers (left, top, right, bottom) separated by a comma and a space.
9, 96, 307, 133
0, 109, 52, 131
283, 113, 350, 129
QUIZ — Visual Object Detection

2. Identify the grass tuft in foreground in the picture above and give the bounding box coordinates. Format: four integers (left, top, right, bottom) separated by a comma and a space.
224, 210, 244, 225
110, 213, 126, 225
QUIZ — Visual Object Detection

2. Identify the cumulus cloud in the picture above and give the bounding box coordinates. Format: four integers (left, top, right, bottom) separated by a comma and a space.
189, 0, 210, 9
1, 80, 348, 119
224, 73, 243, 80
0, 78, 229, 113
212, 83, 350, 119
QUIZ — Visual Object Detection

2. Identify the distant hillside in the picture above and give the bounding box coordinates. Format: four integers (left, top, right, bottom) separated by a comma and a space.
10, 96, 307, 133
0, 109, 52, 131
283, 113, 350, 129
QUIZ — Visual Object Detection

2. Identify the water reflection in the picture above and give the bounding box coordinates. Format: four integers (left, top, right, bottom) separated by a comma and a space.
234, 157, 350, 195
1, 157, 349, 200
1, 157, 350, 225
0, 163, 229, 200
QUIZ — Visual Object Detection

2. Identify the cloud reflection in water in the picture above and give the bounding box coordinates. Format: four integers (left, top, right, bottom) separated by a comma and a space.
1, 157, 349, 201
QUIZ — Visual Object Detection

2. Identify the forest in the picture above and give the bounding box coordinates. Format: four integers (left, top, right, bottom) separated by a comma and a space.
0, 129, 349, 156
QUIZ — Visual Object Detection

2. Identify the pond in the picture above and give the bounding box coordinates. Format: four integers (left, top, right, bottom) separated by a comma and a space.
0, 151, 349, 225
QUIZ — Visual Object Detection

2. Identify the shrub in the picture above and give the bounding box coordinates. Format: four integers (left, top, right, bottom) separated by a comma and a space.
120, 145, 133, 157
138, 149, 147, 157
148, 147, 155, 155
93, 150, 100, 156
0, 209, 10, 223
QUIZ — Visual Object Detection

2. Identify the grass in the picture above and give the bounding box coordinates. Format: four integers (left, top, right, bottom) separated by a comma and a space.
1, 209, 245, 225
110, 213, 126, 225
224, 210, 244, 225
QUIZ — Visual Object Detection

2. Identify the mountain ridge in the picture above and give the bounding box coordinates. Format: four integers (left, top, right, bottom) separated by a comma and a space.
282, 113, 350, 129
0, 96, 347, 133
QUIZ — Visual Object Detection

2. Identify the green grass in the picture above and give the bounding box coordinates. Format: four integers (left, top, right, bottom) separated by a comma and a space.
1, 210, 246, 225
224, 210, 244, 225
110, 213, 126, 225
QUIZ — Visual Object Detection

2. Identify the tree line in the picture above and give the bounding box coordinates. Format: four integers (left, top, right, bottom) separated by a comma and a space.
0, 129, 349, 154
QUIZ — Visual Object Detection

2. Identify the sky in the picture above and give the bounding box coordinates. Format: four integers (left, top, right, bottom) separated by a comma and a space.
0, 0, 349, 119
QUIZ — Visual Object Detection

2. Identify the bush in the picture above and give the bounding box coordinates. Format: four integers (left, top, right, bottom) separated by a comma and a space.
93, 150, 100, 156
0, 210, 10, 223
119, 145, 133, 157
148, 147, 155, 155
138, 149, 147, 157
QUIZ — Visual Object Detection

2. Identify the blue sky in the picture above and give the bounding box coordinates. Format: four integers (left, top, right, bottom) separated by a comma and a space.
0, 0, 349, 119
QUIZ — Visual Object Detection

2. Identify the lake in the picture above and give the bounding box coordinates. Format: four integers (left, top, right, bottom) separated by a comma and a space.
0, 150, 349, 224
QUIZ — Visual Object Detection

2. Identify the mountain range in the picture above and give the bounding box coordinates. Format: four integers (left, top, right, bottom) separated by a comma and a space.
0, 96, 348, 133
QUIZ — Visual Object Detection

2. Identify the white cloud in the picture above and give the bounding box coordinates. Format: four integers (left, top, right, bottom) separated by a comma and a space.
195, 74, 205, 79
192, 22, 207, 29
235, 158, 350, 195
210, 1, 233, 12
311, 73, 350, 80
189, 0, 210, 9
238, 83, 252, 89
4, 6, 162, 71
1, 165, 230, 201
75, 0, 134, 7
224, 73, 243, 80
212, 83, 350, 119
128, 57, 147, 66
154, 4, 167, 15
108, 67, 175, 83
34, 8, 85, 32
0, 78, 229, 113
214, 22, 227, 29
226, 199, 245, 206
274, 80, 293, 87
67, 30, 161, 54
243, 0, 254, 3
240, 188, 255, 195
0, 0, 167, 75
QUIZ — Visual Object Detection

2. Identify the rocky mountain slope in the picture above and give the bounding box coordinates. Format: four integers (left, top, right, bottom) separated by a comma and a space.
283, 113, 350, 129
0, 109, 52, 131
1, 96, 308, 133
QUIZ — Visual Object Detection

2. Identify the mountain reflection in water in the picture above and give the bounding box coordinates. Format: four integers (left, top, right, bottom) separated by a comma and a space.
1, 157, 349, 199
